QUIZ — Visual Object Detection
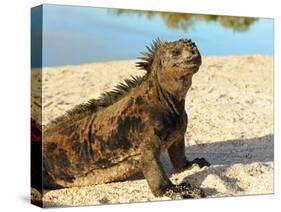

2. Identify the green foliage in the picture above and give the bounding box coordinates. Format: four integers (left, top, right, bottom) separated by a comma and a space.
108, 9, 258, 32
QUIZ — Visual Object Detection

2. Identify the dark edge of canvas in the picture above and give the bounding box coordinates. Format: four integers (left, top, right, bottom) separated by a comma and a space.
31, 4, 43, 208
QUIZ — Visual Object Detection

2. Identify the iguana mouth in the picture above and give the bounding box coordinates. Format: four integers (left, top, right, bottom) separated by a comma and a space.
173, 62, 200, 71
185, 63, 200, 68
180, 61, 201, 69
183, 55, 201, 71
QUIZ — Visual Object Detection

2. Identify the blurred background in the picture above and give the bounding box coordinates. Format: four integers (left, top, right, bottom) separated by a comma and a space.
31, 4, 274, 67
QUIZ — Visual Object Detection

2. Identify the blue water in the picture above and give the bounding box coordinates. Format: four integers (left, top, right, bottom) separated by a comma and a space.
31, 4, 274, 67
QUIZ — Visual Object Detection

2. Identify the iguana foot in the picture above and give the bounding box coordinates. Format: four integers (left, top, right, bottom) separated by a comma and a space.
189, 157, 211, 168
175, 157, 210, 173
163, 183, 205, 199
182, 157, 211, 170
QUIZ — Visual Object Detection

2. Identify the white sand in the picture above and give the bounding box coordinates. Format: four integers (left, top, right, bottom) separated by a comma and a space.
31, 55, 273, 207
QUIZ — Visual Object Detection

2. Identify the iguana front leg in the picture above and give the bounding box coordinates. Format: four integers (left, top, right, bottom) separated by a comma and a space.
141, 143, 205, 199
141, 146, 173, 196
168, 138, 188, 171
168, 138, 210, 172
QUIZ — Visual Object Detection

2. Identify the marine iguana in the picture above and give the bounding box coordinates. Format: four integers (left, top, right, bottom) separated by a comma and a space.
31, 38, 210, 199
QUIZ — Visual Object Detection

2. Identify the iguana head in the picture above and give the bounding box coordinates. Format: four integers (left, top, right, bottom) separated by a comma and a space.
157, 38, 201, 73
137, 38, 201, 98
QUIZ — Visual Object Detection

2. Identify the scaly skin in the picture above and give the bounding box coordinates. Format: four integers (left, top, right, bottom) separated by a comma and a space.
31, 38, 210, 198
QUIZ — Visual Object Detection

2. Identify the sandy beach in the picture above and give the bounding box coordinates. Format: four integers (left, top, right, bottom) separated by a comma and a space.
31, 55, 274, 206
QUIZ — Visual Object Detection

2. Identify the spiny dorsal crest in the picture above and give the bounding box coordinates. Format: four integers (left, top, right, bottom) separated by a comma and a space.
46, 38, 174, 128
48, 75, 144, 127
136, 38, 165, 73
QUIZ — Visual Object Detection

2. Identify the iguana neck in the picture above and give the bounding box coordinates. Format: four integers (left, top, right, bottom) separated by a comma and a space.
146, 74, 187, 116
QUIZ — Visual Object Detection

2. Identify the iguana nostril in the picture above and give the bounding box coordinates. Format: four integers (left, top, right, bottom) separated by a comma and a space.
191, 46, 198, 55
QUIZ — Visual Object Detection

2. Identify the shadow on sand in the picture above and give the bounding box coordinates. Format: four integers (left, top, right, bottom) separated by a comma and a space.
178, 134, 273, 196
185, 134, 273, 165
129, 134, 273, 196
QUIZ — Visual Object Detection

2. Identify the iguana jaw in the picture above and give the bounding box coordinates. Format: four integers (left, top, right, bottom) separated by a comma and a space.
186, 65, 200, 74
183, 53, 202, 72
173, 61, 200, 70
173, 50, 201, 74
175, 63, 200, 75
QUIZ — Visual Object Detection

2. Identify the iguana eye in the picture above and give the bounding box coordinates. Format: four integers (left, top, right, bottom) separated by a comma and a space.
172, 49, 181, 56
